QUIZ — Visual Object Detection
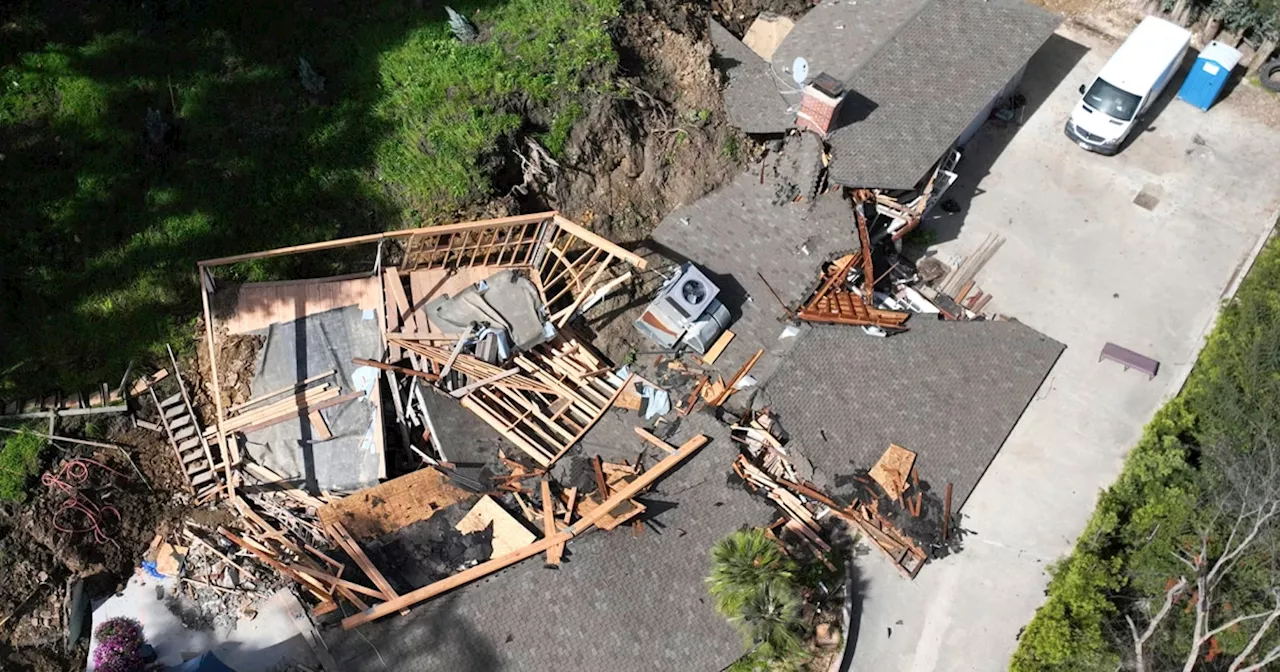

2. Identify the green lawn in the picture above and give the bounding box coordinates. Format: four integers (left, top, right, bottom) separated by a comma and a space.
0, 0, 618, 397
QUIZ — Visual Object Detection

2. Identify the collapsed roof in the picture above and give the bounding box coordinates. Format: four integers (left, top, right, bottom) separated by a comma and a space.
712, 0, 1061, 190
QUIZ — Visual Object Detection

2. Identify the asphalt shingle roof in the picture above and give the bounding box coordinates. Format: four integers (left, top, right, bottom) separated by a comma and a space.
326, 413, 774, 672
826, 0, 1060, 189
712, 0, 1060, 188
761, 319, 1062, 510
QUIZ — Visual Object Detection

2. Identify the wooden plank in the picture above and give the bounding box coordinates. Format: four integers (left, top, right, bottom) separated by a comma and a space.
448, 368, 520, 398
942, 482, 953, 543
954, 280, 974, 304
563, 487, 577, 524
634, 427, 675, 454
199, 212, 555, 267
340, 434, 708, 628
229, 370, 336, 414
592, 455, 609, 497
307, 411, 332, 441
712, 348, 764, 406
290, 565, 387, 600
326, 522, 408, 616
541, 479, 562, 566
383, 267, 415, 332
701, 330, 735, 366
352, 357, 439, 382
550, 215, 647, 269
206, 391, 362, 444
242, 462, 326, 509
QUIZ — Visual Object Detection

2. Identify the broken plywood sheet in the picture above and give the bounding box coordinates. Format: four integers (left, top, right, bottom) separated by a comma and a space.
455, 495, 537, 558
869, 443, 915, 501
742, 13, 795, 62
224, 276, 383, 335
317, 468, 470, 540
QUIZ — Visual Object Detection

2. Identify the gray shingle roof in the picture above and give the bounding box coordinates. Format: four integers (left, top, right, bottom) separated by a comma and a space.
712, 0, 1060, 187
325, 413, 775, 672
826, 0, 1061, 189
760, 318, 1063, 510
771, 0, 931, 85
710, 20, 798, 134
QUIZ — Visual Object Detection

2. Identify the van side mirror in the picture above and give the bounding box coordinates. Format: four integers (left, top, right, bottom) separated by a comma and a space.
1078, 84, 1086, 94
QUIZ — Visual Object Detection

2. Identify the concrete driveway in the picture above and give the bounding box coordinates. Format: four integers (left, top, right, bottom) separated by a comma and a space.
849, 26, 1280, 671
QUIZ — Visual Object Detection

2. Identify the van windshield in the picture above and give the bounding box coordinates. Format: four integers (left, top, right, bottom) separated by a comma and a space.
1083, 78, 1141, 121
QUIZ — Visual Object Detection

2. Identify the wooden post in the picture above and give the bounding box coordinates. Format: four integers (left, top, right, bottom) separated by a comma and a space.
942, 482, 953, 543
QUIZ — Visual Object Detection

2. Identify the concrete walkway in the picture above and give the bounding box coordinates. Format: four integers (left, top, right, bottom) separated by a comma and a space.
848, 27, 1280, 671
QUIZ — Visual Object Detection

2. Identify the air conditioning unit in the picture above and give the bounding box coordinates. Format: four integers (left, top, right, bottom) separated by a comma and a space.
634, 263, 730, 353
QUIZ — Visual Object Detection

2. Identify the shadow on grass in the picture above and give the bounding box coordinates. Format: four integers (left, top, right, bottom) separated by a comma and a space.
0, 0, 587, 396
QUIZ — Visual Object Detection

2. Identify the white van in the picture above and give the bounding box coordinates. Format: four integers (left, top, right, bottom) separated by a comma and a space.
1065, 16, 1191, 155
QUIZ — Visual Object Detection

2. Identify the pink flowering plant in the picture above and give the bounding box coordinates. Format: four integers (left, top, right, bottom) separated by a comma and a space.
92, 617, 146, 672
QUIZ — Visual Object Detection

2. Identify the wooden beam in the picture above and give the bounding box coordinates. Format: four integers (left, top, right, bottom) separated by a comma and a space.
541, 479, 562, 566
198, 213, 556, 267
340, 434, 709, 628
712, 348, 764, 406
448, 368, 520, 399
290, 565, 387, 600
942, 482, 953, 543
701, 330, 735, 366
229, 370, 336, 414
352, 357, 439, 382
634, 427, 675, 454
200, 267, 236, 495
551, 215, 647, 269
325, 522, 408, 616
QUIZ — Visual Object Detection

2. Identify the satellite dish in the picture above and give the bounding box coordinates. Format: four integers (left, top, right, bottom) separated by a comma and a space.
792, 57, 809, 85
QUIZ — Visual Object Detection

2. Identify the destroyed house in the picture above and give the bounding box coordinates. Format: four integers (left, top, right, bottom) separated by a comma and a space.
713, 0, 1061, 190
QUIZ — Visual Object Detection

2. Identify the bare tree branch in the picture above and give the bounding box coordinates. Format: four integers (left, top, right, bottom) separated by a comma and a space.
1228, 591, 1280, 672
1129, 577, 1187, 672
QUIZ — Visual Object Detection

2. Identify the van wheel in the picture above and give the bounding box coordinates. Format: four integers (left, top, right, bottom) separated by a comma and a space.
1263, 58, 1280, 93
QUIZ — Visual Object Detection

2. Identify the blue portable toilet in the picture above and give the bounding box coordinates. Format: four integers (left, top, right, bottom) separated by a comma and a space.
1177, 40, 1243, 110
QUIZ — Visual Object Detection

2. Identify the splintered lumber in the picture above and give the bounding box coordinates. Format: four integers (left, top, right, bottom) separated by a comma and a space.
712, 348, 764, 406
395, 341, 552, 394
634, 427, 675, 454
326, 522, 408, 616
455, 495, 537, 558
869, 444, 916, 501
541, 479, 562, 565
341, 434, 708, 628
352, 358, 439, 382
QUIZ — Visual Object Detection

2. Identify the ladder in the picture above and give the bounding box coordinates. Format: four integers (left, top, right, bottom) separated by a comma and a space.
149, 347, 225, 503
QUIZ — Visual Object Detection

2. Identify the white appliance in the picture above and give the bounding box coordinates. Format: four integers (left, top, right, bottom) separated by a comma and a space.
634, 263, 731, 353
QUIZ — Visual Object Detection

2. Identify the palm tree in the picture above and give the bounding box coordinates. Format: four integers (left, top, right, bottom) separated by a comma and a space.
707, 529, 797, 618
738, 579, 806, 663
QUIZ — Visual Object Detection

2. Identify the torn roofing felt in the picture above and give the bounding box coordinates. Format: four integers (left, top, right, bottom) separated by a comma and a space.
761, 318, 1064, 511
712, 0, 1061, 189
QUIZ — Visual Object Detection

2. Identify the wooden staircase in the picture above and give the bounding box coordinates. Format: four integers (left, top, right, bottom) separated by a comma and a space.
149, 347, 225, 504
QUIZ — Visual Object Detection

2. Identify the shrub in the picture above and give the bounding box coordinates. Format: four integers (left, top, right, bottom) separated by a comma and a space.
92, 617, 146, 672
708, 529, 809, 669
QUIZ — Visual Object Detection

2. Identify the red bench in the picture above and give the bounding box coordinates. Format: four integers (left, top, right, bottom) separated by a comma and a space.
1099, 342, 1159, 380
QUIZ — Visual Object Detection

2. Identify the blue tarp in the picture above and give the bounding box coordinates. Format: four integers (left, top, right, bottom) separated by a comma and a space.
167, 652, 237, 672
1178, 41, 1243, 111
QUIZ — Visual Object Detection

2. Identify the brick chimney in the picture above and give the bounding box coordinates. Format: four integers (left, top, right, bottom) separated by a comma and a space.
796, 73, 846, 137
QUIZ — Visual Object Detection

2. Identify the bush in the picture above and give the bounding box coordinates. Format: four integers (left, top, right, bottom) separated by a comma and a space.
1011, 235, 1280, 670
0, 429, 47, 503
92, 617, 146, 672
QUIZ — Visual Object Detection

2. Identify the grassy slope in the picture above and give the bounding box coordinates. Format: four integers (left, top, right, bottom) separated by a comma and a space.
1010, 232, 1280, 671
0, 0, 617, 397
